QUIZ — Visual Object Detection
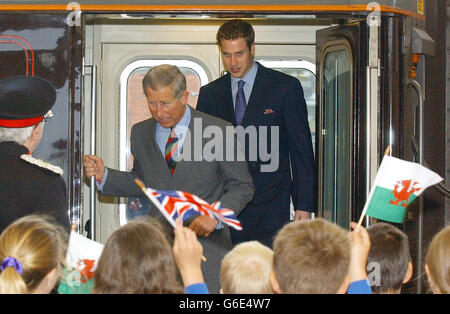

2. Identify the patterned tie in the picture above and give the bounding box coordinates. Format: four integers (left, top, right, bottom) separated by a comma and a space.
235, 80, 247, 125
165, 128, 179, 175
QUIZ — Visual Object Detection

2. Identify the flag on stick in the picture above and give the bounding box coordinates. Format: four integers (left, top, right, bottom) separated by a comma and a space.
358, 155, 443, 225
134, 179, 242, 230
58, 231, 104, 294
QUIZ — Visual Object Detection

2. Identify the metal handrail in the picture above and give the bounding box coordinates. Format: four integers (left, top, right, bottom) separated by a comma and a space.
89, 65, 97, 240
408, 78, 424, 294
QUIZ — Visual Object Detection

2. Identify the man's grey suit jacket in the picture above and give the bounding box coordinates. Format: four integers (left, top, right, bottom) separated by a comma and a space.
101, 107, 254, 293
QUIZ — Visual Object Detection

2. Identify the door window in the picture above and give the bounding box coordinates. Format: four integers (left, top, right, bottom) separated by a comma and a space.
319, 44, 352, 229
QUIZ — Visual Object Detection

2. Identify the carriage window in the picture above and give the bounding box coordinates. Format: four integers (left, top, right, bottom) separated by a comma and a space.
118, 60, 209, 224
257, 60, 316, 151
320, 46, 352, 230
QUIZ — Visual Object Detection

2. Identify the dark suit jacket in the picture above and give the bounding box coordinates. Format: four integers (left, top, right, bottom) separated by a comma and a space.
101, 107, 254, 293
0, 141, 69, 233
197, 62, 316, 246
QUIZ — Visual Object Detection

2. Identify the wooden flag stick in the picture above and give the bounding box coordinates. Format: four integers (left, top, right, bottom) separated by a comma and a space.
134, 178, 207, 262
356, 145, 391, 230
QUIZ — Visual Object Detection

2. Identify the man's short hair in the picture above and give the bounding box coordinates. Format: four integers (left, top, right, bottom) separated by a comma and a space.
273, 218, 350, 293
367, 223, 411, 293
0, 126, 34, 144
142, 64, 186, 99
217, 19, 255, 49
220, 241, 273, 294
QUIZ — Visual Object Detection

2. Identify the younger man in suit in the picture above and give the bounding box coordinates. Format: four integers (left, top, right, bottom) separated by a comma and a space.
197, 19, 316, 248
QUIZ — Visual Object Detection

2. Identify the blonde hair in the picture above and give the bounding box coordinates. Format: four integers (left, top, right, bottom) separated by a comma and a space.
273, 219, 350, 294
220, 241, 273, 294
425, 225, 450, 294
0, 215, 67, 294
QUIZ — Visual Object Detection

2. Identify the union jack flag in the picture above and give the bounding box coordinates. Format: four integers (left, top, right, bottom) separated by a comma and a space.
145, 187, 243, 230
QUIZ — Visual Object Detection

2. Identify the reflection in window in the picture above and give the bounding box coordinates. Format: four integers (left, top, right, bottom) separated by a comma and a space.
321, 48, 352, 229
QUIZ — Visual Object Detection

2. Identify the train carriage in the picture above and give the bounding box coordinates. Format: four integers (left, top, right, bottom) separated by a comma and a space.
0, 0, 448, 293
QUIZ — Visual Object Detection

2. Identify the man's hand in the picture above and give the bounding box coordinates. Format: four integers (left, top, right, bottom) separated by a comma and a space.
82, 155, 106, 183
348, 222, 371, 283
295, 209, 311, 221
188, 215, 218, 237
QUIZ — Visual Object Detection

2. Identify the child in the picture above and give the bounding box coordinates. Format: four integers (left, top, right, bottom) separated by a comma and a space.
93, 217, 206, 293
366, 222, 413, 294
270, 218, 371, 294
0, 215, 68, 294
425, 225, 450, 294
220, 241, 273, 293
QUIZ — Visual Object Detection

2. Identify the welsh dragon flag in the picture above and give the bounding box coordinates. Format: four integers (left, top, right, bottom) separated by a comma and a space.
58, 231, 104, 294
365, 156, 443, 223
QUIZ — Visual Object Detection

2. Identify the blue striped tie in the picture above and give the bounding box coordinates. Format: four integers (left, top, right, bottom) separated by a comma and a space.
235, 80, 246, 125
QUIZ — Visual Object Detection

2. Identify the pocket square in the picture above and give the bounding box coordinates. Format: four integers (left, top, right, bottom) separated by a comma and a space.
264, 108, 274, 114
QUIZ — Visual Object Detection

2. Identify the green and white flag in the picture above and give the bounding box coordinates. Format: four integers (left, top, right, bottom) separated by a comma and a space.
58, 231, 104, 294
364, 156, 443, 223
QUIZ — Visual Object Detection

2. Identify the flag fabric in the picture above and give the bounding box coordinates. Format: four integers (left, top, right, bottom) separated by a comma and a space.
145, 187, 243, 230
58, 231, 104, 294
365, 155, 443, 223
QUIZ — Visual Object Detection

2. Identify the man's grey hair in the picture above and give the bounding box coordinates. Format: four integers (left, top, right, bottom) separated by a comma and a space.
0, 126, 34, 144
142, 64, 186, 99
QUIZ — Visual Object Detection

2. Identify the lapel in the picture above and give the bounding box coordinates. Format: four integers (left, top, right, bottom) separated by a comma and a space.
219, 74, 237, 125
241, 62, 271, 127
141, 119, 173, 177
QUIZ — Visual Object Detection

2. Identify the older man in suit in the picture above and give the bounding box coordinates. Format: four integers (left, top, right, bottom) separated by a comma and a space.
83, 64, 254, 293
196, 19, 316, 248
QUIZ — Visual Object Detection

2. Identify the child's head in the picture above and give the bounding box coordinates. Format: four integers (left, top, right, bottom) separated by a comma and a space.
93, 217, 183, 294
220, 241, 273, 294
271, 218, 350, 294
0, 215, 67, 294
366, 223, 412, 293
425, 225, 450, 294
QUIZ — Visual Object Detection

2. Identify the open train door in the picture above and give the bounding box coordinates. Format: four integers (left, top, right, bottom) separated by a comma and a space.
316, 18, 375, 230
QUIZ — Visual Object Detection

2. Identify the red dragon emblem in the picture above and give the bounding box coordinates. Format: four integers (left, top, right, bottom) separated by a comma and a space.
75, 259, 96, 283
389, 179, 421, 207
